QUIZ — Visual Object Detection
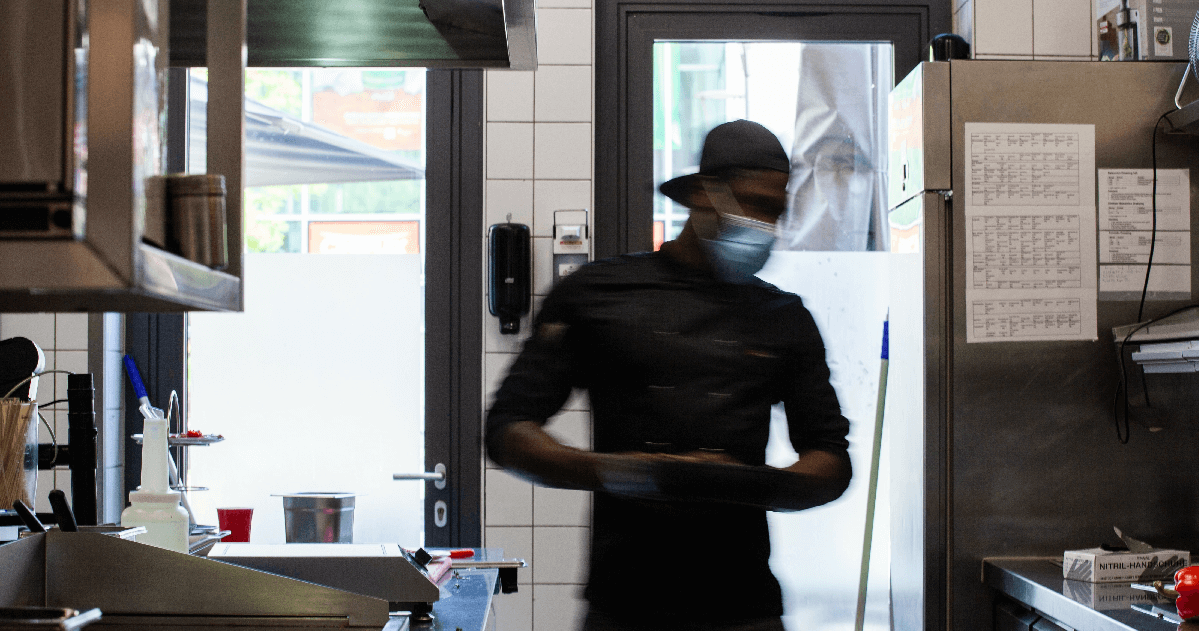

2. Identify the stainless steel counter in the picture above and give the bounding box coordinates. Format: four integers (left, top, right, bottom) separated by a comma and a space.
420, 569, 498, 631
984, 558, 1179, 631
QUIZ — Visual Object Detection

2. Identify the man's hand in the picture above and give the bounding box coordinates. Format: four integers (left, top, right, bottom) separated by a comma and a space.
489, 420, 851, 512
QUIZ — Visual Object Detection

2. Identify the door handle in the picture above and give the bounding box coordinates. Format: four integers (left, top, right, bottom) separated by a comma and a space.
393, 462, 446, 489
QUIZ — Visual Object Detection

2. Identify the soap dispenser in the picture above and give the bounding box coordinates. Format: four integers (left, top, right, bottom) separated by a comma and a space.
121, 416, 189, 553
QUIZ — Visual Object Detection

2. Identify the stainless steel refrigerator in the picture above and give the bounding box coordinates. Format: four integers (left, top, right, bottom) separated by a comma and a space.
885, 60, 1199, 631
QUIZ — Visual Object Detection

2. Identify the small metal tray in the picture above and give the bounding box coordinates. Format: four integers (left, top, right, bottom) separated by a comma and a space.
131, 434, 224, 446
19, 525, 146, 540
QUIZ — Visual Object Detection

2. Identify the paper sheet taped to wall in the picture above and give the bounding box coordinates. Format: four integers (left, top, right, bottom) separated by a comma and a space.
964, 123, 1098, 342
1097, 169, 1191, 299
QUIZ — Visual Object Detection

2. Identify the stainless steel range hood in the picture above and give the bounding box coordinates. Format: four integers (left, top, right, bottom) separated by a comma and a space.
170, 0, 537, 70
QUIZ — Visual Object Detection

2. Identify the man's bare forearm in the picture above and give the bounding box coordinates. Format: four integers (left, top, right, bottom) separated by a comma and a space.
488, 421, 852, 512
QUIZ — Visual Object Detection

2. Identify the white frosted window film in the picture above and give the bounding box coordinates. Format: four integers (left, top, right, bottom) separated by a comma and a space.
963, 123, 1098, 342
1098, 169, 1191, 298
758, 252, 893, 631
186, 253, 425, 546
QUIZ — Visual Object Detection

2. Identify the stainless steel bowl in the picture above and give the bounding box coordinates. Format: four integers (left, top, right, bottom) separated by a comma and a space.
279, 492, 355, 543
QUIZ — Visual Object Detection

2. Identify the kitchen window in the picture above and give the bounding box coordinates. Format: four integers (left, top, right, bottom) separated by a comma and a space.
127, 68, 483, 548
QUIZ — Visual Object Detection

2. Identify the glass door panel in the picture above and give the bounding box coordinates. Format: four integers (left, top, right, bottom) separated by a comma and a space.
184, 68, 429, 547
654, 41, 894, 630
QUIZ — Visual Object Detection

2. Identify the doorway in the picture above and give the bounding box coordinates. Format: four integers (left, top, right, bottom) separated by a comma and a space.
652, 37, 895, 629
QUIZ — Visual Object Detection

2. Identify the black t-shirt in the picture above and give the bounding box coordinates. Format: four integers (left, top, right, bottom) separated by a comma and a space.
486, 251, 850, 621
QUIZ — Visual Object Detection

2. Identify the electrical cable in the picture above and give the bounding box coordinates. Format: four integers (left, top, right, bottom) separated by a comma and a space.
38, 410, 61, 466
1137, 111, 1173, 322
1114, 304, 1199, 443
1112, 110, 1183, 444
2, 370, 75, 399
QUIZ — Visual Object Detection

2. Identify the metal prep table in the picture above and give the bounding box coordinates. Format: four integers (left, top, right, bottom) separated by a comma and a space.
984, 558, 1181, 631
0, 532, 514, 631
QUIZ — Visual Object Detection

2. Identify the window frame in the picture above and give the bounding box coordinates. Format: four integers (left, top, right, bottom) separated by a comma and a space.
594, 0, 949, 259
125, 68, 483, 548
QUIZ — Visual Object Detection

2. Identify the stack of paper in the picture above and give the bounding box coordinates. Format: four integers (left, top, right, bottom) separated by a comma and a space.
1131, 340, 1199, 373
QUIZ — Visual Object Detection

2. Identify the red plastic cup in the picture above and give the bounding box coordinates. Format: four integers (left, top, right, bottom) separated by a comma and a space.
217, 507, 254, 542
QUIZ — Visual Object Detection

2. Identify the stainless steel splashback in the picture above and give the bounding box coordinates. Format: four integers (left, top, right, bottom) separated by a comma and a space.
0, 0, 84, 239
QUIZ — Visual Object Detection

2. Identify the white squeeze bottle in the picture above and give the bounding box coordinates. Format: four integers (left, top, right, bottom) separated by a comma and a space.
121, 416, 189, 553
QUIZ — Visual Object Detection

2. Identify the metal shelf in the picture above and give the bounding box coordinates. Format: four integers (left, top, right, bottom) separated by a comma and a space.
1164, 99, 1199, 135
0, 0, 245, 313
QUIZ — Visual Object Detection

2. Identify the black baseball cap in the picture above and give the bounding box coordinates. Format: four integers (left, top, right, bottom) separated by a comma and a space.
658, 120, 790, 205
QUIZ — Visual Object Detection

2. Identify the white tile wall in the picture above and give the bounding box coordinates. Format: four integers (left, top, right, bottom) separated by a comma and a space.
532, 526, 589, 583
485, 525, 535, 579
533, 487, 590, 526
534, 123, 593, 180
0, 313, 92, 517
487, 123, 536, 179
493, 588, 534, 631
542, 410, 590, 450
486, 468, 534, 525
55, 314, 89, 351
1, 314, 56, 351
534, 66, 593, 122
488, 71, 536, 122
532, 584, 588, 630
482, 2, 596, 628
534, 10, 593, 65
486, 179, 535, 228
533, 180, 591, 237
532, 237, 556, 296
485, 352, 520, 407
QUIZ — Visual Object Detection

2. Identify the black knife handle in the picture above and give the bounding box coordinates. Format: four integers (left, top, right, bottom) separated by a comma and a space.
48, 490, 77, 532
12, 499, 46, 533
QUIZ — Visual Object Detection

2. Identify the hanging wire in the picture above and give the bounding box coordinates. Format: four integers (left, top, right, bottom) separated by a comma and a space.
3, 370, 76, 399
38, 409, 60, 466
1136, 111, 1174, 322
1113, 304, 1199, 443
1112, 110, 1189, 444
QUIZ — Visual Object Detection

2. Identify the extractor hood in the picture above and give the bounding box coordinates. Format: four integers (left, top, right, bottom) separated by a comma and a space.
169, 0, 537, 70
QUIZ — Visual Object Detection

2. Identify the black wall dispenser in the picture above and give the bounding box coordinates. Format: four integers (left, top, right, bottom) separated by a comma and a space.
488, 221, 531, 334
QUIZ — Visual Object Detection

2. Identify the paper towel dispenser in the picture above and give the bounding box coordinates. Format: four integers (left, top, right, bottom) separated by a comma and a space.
488, 223, 531, 334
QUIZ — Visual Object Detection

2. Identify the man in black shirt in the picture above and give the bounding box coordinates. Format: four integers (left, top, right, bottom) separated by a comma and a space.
485, 120, 852, 631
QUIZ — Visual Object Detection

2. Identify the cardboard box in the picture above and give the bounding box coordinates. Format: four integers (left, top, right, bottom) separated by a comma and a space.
1063, 548, 1190, 583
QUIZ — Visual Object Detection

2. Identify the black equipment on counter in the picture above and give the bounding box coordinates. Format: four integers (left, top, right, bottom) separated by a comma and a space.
65, 374, 97, 526
0, 337, 44, 400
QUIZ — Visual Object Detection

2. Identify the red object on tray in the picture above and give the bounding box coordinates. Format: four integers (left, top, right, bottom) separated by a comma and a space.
1176, 566, 1199, 620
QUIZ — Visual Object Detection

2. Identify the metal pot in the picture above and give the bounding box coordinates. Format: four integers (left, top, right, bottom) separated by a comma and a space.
278, 492, 355, 543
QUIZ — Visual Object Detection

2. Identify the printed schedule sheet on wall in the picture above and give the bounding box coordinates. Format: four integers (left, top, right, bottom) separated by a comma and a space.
964, 122, 1098, 343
